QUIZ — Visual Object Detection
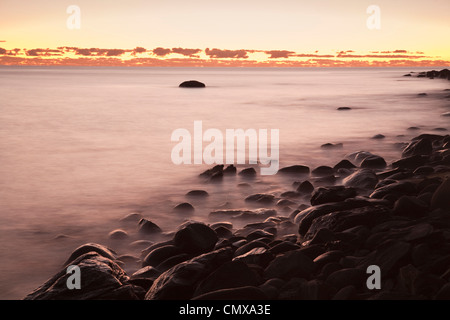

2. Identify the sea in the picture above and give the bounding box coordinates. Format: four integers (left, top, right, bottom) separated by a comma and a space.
0, 66, 449, 299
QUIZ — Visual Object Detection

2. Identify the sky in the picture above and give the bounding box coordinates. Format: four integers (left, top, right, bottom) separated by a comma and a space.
0, 0, 449, 67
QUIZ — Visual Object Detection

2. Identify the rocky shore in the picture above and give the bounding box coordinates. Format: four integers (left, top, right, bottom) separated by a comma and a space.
25, 71, 450, 300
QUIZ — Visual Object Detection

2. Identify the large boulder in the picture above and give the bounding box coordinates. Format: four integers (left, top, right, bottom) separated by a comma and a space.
173, 222, 218, 254
343, 169, 378, 190
310, 186, 357, 206
25, 252, 139, 300
145, 248, 233, 300
402, 138, 433, 158
278, 165, 310, 175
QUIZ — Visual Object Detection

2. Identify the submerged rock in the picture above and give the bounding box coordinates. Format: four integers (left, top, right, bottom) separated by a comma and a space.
179, 80, 205, 88
278, 165, 310, 175
173, 222, 218, 254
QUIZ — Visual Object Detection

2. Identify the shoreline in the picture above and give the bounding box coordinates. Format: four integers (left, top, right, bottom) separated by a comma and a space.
23, 70, 450, 300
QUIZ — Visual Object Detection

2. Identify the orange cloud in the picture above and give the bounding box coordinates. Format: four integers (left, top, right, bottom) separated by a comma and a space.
205, 48, 248, 59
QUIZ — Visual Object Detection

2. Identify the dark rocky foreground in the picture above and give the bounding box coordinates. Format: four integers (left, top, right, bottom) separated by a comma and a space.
24, 132, 450, 300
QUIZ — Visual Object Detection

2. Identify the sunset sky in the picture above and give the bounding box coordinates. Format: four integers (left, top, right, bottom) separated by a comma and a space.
1, 0, 449, 67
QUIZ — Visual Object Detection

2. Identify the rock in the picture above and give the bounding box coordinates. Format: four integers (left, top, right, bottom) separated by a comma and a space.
370, 181, 416, 199
210, 208, 277, 220
214, 226, 233, 239
25, 252, 137, 300
436, 283, 450, 300
193, 260, 259, 297
120, 212, 143, 223
200, 165, 223, 177
138, 219, 162, 235
192, 286, 267, 300
186, 190, 209, 197
402, 138, 433, 157
64, 243, 117, 265
145, 247, 233, 300
142, 245, 182, 267
131, 266, 162, 280
321, 143, 343, 149
108, 229, 129, 240
313, 250, 345, 270
343, 169, 378, 190
371, 134, 385, 139
392, 155, 427, 170
417, 93, 427, 96
346, 151, 377, 165
408, 126, 420, 131
179, 80, 205, 88
310, 186, 357, 206
264, 249, 315, 280
334, 160, 356, 170
233, 247, 274, 268
234, 240, 268, 257
269, 241, 301, 255
156, 254, 193, 273
393, 196, 429, 219
332, 285, 357, 300
278, 165, 310, 175
223, 164, 237, 175
276, 199, 297, 207
360, 155, 386, 169
312, 166, 334, 177
295, 198, 372, 234
431, 178, 450, 211
297, 180, 314, 194
245, 193, 275, 204
413, 166, 434, 175
441, 112, 450, 117
305, 205, 390, 240
337, 107, 352, 111
246, 229, 275, 241
326, 268, 366, 290
173, 222, 218, 254
173, 202, 195, 213
210, 221, 233, 230
238, 167, 256, 177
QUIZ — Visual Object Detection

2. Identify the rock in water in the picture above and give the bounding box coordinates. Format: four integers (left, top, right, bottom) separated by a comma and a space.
138, 219, 162, 235
174, 222, 218, 254
343, 169, 378, 190
25, 252, 139, 300
179, 80, 205, 88
64, 243, 117, 265
264, 249, 315, 280
310, 186, 357, 206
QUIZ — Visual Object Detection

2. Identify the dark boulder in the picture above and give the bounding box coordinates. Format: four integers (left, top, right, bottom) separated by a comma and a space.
312, 166, 334, 177
392, 155, 427, 170
431, 178, 450, 211
142, 245, 182, 267
233, 247, 274, 268
264, 249, 315, 280
297, 180, 314, 194
310, 186, 357, 206
186, 190, 209, 197
245, 193, 275, 204
278, 165, 310, 175
370, 181, 416, 199
402, 138, 433, 157
334, 160, 356, 170
174, 222, 218, 254
238, 167, 257, 177
64, 243, 116, 265
138, 219, 162, 235
173, 202, 195, 213
179, 80, 205, 88
326, 268, 366, 290
392, 196, 429, 219
360, 155, 386, 169
343, 169, 378, 190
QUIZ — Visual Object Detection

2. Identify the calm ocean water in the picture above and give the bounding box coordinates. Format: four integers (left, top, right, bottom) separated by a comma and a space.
0, 66, 449, 299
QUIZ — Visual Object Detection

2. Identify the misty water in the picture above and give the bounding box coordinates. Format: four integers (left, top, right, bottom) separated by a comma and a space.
0, 66, 449, 299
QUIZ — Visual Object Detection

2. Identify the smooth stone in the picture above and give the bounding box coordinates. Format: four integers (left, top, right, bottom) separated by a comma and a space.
223, 164, 237, 175
313, 250, 345, 269
233, 247, 274, 268
120, 212, 143, 223
310, 186, 357, 206
245, 193, 275, 204
370, 181, 416, 199
173, 222, 218, 255
145, 248, 233, 300
413, 166, 434, 175
392, 155, 428, 169
334, 160, 356, 170
155, 254, 193, 273
371, 134, 385, 139
276, 199, 297, 207
297, 180, 314, 194
402, 138, 433, 157
234, 240, 268, 257
142, 245, 182, 267
138, 219, 162, 235
186, 190, 209, 197
343, 169, 378, 190
173, 202, 195, 213
214, 226, 233, 239
210, 208, 277, 220
108, 229, 129, 240
64, 243, 117, 265
269, 241, 301, 255
179, 80, 205, 88
441, 112, 450, 117
209, 221, 233, 230
321, 143, 343, 149
131, 266, 162, 279
278, 165, 310, 175
238, 167, 257, 177
199, 165, 223, 177
264, 249, 315, 280
326, 268, 366, 290
337, 107, 352, 111
393, 196, 429, 219
312, 166, 334, 177
360, 155, 386, 169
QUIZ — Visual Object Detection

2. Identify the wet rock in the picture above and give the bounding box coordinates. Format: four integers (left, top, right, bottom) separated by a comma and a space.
360, 155, 386, 169
131, 266, 162, 280
441, 112, 450, 117
25, 252, 136, 300
173, 202, 195, 213
193, 260, 259, 298
337, 107, 352, 111
402, 138, 433, 157
297, 180, 314, 194
64, 243, 117, 265
264, 249, 315, 280
145, 247, 233, 300
223, 165, 237, 175
371, 134, 385, 139
245, 193, 275, 204
310, 186, 357, 206
278, 165, 310, 175
413, 166, 434, 175
200, 165, 223, 177
305, 205, 390, 240
436, 283, 450, 300
138, 219, 162, 235
238, 167, 256, 177
108, 229, 129, 240
312, 166, 334, 177
120, 212, 143, 223
192, 286, 267, 300
179, 80, 205, 88
233, 247, 274, 268
326, 268, 366, 290
370, 181, 416, 199
276, 199, 297, 207
214, 226, 233, 239
142, 245, 182, 267
392, 155, 427, 170
247, 229, 275, 241
321, 143, 343, 149
210, 208, 277, 220
431, 178, 450, 211
334, 160, 356, 170
234, 240, 268, 257
343, 169, 378, 190
174, 222, 218, 254
393, 196, 429, 219
186, 190, 209, 197
313, 250, 345, 270
269, 241, 301, 255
